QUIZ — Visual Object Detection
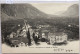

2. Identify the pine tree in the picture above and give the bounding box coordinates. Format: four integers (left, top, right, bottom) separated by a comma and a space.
27, 28, 31, 46
33, 32, 35, 40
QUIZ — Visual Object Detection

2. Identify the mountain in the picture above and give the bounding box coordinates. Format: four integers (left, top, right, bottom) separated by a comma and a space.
1, 4, 50, 39
1, 4, 79, 40
62, 4, 79, 17
47, 4, 79, 19
1, 4, 79, 21
1, 4, 48, 22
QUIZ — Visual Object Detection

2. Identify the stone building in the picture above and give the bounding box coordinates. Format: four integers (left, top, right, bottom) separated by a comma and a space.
48, 32, 68, 44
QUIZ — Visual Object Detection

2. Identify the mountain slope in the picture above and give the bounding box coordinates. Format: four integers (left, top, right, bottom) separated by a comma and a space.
1, 4, 48, 21
62, 4, 79, 17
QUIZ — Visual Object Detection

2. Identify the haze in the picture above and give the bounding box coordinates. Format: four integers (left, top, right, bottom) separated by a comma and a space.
30, 2, 78, 15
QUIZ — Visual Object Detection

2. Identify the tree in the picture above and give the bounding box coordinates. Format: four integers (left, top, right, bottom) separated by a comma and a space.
27, 28, 31, 46
33, 32, 35, 40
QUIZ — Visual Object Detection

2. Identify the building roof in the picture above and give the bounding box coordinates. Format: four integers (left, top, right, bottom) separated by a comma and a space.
48, 32, 67, 36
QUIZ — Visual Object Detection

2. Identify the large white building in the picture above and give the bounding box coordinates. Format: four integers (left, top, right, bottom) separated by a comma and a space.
48, 32, 68, 44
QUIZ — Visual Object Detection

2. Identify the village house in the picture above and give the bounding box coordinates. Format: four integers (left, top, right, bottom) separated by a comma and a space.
39, 29, 49, 42
7, 20, 33, 47
48, 32, 68, 45
9, 37, 28, 47
37, 25, 50, 29
35, 32, 39, 37
9, 32, 17, 38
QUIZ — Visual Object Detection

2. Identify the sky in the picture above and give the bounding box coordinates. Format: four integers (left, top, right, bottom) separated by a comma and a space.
30, 2, 78, 15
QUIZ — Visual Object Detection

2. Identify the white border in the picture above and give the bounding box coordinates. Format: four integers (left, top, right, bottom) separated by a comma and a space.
0, 0, 79, 54
0, 0, 79, 3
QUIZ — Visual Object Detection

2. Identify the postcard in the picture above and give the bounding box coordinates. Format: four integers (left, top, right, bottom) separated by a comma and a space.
0, 1, 79, 54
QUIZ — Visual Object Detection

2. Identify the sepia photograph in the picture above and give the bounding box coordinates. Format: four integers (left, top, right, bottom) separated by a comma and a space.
1, 2, 79, 53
